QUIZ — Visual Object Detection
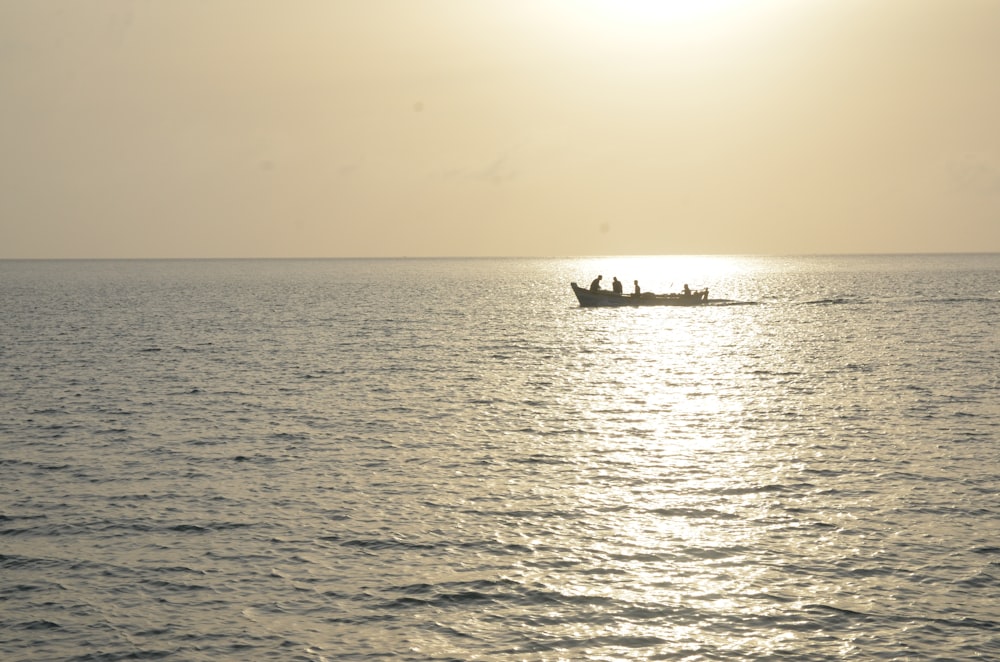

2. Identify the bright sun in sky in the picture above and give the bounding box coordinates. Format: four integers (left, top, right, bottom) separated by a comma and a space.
540, 0, 761, 46
579, 0, 749, 23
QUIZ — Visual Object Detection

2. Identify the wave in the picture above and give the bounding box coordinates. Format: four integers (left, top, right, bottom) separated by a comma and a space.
799, 297, 864, 305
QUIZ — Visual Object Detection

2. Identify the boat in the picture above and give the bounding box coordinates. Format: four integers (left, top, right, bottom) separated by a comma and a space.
571, 282, 709, 307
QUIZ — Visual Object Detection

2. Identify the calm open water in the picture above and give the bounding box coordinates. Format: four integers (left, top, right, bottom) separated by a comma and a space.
1, 255, 998, 661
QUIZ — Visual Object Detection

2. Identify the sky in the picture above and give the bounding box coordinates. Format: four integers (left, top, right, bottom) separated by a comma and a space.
2, 0, 999, 258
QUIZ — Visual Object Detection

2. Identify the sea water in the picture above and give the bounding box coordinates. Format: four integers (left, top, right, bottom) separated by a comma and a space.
1, 255, 998, 661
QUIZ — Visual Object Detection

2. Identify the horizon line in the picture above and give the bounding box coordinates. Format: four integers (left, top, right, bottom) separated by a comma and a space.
1, 251, 998, 261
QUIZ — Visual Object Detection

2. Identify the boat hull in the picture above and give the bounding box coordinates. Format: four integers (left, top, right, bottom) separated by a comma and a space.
571, 282, 708, 307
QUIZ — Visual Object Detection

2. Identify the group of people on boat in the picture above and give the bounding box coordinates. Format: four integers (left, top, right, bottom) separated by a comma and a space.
590, 275, 636, 295
590, 275, 641, 296
589, 275, 693, 297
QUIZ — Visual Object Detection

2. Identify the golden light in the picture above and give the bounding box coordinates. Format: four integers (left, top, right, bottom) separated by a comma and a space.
574, 0, 756, 28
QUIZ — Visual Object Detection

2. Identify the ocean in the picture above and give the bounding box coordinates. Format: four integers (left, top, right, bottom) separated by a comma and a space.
1, 254, 998, 661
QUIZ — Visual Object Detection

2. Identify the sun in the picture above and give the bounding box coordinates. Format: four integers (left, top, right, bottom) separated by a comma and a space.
523, 0, 766, 57
577, 0, 751, 25
538, 0, 762, 51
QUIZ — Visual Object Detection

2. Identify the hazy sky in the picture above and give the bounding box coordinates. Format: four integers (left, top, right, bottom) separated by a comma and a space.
2, 0, 999, 258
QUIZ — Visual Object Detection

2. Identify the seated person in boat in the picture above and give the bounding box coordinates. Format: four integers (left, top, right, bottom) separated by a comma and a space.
590, 275, 603, 292
683, 284, 691, 296
612, 277, 623, 294
633, 280, 641, 296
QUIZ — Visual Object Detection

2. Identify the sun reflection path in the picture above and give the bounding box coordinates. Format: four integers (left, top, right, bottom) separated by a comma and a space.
533, 256, 821, 654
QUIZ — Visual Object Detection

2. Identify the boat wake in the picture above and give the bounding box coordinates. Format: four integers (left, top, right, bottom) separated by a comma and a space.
708, 299, 758, 306
799, 297, 860, 305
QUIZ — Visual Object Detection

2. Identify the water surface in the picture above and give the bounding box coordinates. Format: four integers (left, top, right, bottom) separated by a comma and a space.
1, 255, 998, 660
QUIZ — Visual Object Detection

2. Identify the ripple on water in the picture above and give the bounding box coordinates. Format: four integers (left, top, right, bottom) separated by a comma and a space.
1, 256, 998, 660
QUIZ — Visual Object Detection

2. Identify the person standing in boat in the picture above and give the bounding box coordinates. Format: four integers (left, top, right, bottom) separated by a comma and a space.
633, 280, 641, 296
612, 277, 623, 294
590, 275, 603, 292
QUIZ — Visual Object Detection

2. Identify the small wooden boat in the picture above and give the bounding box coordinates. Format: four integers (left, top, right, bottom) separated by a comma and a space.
571, 282, 709, 307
